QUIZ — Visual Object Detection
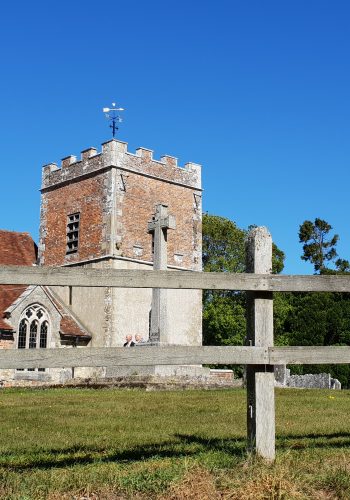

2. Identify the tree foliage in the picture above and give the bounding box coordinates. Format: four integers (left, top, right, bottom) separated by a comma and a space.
202, 213, 350, 387
202, 214, 285, 351
299, 218, 338, 273
202, 214, 247, 353
272, 243, 285, 274
202, 214, 246, 273
203, 296, 246, 346
334, 259, 350, 273
275, 291, 350, 387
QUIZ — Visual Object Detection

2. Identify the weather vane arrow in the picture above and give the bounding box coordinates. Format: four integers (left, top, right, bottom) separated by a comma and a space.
102, 102, 125, 138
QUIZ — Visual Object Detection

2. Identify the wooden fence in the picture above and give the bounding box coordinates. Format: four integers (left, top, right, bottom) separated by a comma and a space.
1, 227, 350, 460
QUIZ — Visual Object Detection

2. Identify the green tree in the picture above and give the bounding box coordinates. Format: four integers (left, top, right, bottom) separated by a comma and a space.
202, 213, 288, 378
203, 296, 246, 346
273, 292, 294, 346
335, 259, 350, 273
202, 214, 246, 274
299, 218, 338, 273
202, 214, 247, 352
275, 290, 350, 387
202, 214, 285, 347
272, 243, 285, 274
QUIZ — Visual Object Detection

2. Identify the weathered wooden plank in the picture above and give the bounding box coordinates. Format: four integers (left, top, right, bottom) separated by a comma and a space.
255, 371, 275, 459
1, 345, 350, 370
1, 266, 350, 291
246, 227, 275, 461
0, 346, 268, 369
269, 346, 350, 364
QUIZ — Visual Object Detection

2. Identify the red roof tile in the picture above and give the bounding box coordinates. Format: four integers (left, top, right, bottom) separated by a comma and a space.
0, 230, 37, 266
0, 231, 37, 331
0, 232, 90, 339
60, 315, 90, 338
0, 285, 28, 330
43, 287, 91, 339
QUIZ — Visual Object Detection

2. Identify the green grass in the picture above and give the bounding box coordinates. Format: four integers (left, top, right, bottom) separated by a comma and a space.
1, 387, 350, 498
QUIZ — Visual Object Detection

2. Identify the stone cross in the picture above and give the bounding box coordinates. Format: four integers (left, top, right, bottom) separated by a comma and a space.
147, 204, 176, 343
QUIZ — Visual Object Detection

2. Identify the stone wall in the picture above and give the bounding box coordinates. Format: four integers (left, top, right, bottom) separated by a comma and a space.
274, 365, 341, 389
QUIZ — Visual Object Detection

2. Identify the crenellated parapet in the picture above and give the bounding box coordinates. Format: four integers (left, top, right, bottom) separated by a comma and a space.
41, 139, 201, 191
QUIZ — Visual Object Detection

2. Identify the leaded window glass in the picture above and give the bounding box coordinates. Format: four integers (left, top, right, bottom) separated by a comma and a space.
17, 305, 50, 373
18, 319, 27, 349
40, 321, 48, 349
29, 320, 37, 349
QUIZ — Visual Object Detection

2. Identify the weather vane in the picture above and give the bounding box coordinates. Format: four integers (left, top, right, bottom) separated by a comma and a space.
102, 102, 125, 138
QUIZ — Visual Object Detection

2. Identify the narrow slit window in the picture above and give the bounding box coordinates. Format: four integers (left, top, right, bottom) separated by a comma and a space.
66, 212, 80, 254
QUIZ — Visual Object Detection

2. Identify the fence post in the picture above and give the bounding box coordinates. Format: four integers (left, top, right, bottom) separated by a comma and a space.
246, 226, 275, 460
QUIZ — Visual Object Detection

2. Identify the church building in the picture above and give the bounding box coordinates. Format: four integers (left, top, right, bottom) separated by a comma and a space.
0, 138, 203, 383
0, 230, 91, 384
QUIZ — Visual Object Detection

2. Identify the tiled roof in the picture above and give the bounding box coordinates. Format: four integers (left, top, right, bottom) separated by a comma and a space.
0, 231, 91, 339
0, 230, 37, 266
60, 315, 91, 338
0, 231, 37, 331
0, 285, 28, 330
43, 287, 92, 339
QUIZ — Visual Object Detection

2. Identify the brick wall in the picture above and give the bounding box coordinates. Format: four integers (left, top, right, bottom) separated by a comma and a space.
116, 171, 201, 269
0, 338, 14, 349
40, 172, 108, 266
40, 140, 202, 270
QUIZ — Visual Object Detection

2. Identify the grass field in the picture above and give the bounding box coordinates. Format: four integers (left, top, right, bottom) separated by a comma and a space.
1, 387, 350, 499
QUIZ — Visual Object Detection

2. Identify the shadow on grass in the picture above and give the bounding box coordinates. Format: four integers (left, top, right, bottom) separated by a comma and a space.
0, 435, 246, 471
277, 431, 350, 450
2, 432, 350, 471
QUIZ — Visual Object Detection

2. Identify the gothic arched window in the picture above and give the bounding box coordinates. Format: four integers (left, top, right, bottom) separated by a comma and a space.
17, 305, 50, 372
18, 305, 49, 349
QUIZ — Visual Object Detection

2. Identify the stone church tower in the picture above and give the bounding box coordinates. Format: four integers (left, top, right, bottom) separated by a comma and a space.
39, 139, 202, 372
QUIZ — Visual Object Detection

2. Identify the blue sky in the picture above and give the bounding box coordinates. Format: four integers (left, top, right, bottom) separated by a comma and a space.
1, 0, 349, 274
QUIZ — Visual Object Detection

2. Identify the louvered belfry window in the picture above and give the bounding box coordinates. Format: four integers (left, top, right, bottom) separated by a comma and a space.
66, 212, 80, 254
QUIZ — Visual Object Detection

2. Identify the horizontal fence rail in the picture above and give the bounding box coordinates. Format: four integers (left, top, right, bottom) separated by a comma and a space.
268, 346, 350, 364
2, 346, 350, 369
2, 265, 350, 291
1, 243, 350, 463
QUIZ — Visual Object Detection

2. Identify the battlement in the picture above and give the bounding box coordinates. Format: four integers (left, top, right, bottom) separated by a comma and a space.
42, 139, 201, 191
